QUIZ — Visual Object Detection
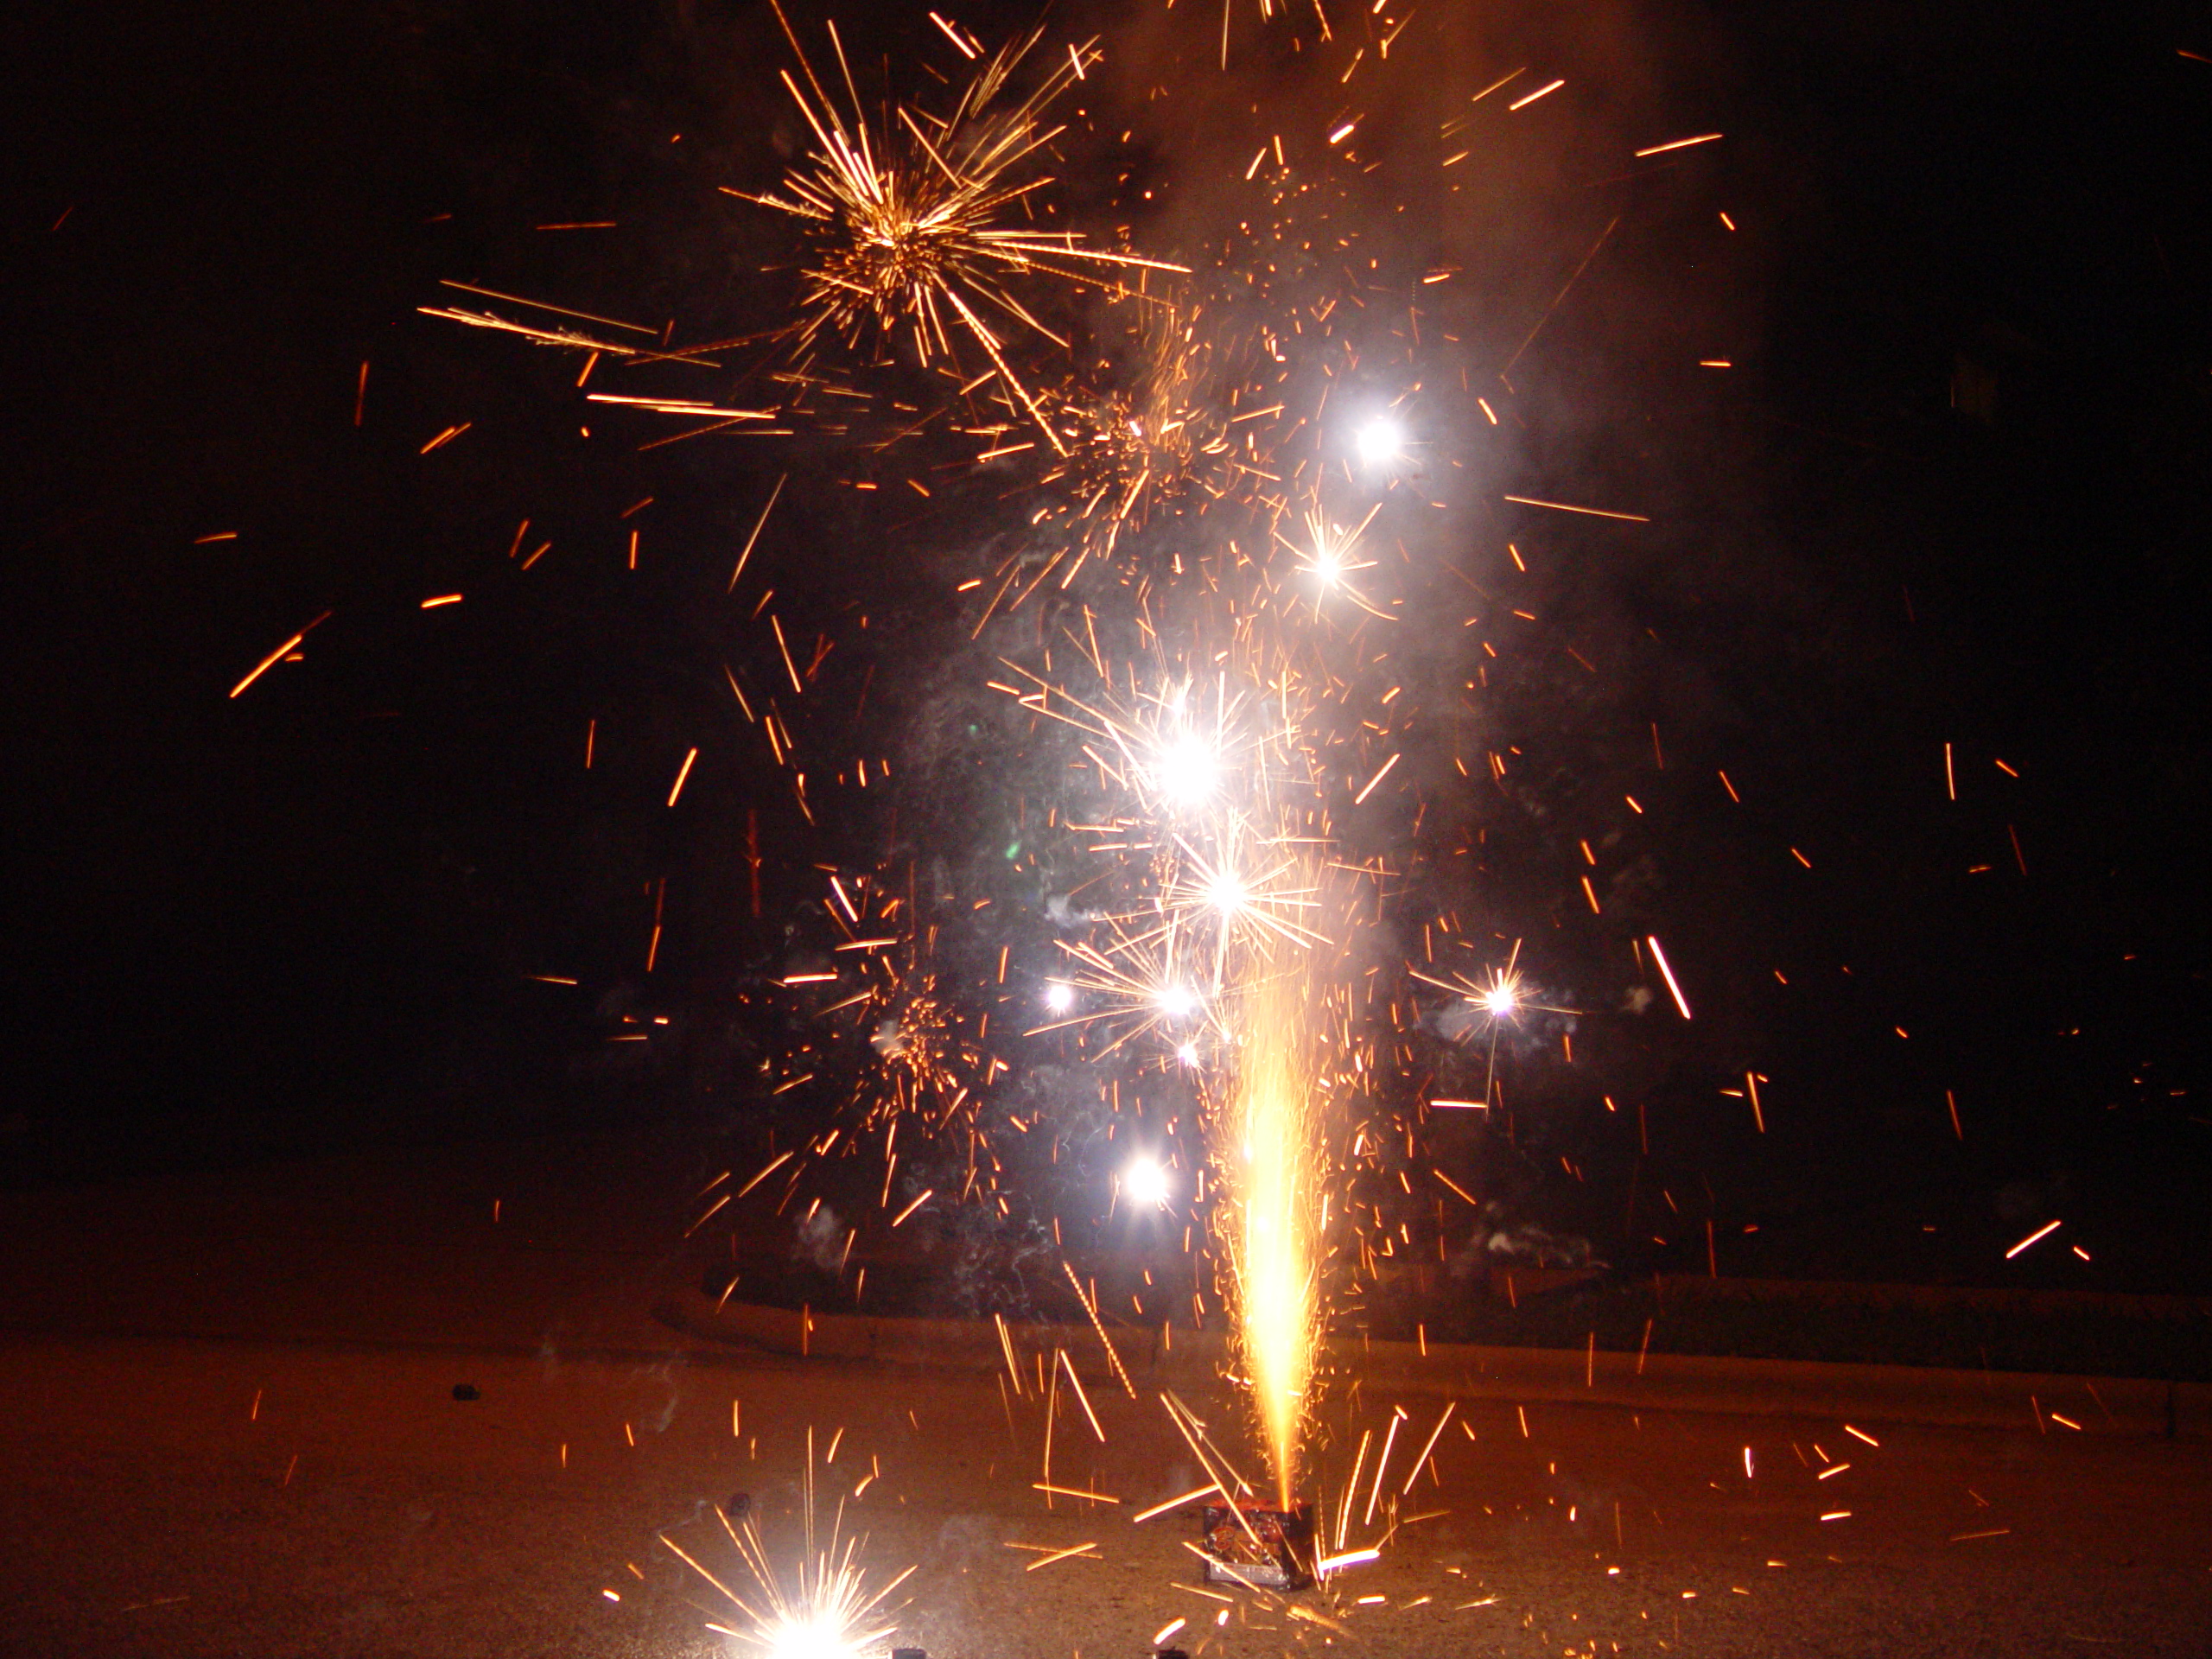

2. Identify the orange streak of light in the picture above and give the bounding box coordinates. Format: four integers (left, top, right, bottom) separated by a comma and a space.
889, 1188, 934, 1227
1634, 132, 1724, 157
228, 610, 331, 699
1130, 1484, 1216, 1523
1503, 494, 1649, 523
1034, 1482, 1118, 1503
1020, 1541, 1098, 1571
1352, 752, 1401, 804
1646, 936, 1693, 1020
667, 747, 699, 806
1507, 79, 1565, 111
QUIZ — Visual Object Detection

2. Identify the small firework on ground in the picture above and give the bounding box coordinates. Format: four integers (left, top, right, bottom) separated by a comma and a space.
658, 1429, 915, 1658
1199, 1497, 1315, 1591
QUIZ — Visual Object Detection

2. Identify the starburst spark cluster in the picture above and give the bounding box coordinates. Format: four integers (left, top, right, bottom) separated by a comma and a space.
739, 1, 1185, 451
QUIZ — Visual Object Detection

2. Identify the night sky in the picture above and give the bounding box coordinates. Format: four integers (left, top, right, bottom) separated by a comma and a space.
8, 0, 2209, 1291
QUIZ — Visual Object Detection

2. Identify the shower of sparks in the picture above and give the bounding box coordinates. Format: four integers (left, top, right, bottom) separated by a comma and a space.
1029, 308, 1281, 579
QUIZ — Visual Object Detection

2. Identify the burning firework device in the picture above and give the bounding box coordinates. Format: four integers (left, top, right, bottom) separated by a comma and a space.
1198, 1497, 1313, 1591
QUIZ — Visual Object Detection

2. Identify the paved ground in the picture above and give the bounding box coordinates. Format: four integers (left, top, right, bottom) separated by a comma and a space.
3, 1135, 2209, 1657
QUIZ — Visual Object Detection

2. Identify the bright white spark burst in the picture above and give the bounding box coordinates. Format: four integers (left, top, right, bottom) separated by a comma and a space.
1414, 944, 1581, 1105
1150, 731, 1222, 806
1353, 414, 1404, 466
1122, 1153, 1173, 1208
1287, 504, 1391, 618
658, 1431, 913, 1659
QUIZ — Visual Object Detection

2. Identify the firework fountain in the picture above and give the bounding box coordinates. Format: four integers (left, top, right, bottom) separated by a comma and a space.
417, 0, 1730, 1634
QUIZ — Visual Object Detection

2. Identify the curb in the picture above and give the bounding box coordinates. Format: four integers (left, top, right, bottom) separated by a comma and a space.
658, 1287, 2212, 1440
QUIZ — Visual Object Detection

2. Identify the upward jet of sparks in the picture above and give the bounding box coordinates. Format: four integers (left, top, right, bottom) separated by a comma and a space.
1217, 948, 1327, 1509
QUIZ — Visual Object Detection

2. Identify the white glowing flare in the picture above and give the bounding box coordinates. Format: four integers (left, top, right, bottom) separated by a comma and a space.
1354, 415, 1403, 466
1122, 1154, 1172, 1209
1203, 869, 1250, 915
1161, 833, 1327, 984
758, 1611, 880, 1659
1044, 982, 1075, 1014
1411, 942, 1582, 1109
1287, 505, 1388, 618
1155, 984, 1201, 1020
658, 1427, 912, 1659
1151, 731, 1220, 806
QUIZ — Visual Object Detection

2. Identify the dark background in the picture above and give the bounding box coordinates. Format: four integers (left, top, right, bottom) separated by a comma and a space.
5, 0, 2209, 1287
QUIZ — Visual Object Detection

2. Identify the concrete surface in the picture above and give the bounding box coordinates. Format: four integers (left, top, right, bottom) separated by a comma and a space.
3, 1133, 2209, 1656
662, 1287, 2212, 1438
